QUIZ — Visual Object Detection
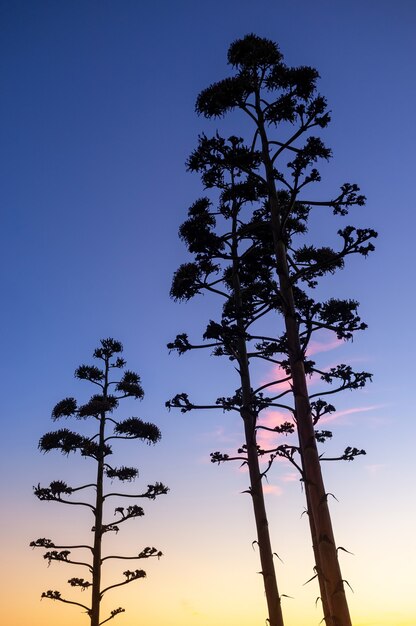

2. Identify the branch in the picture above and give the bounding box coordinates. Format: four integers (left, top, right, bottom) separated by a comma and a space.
69, 483, 97, 493
253, 375, 292, 395
30, 538, 93, 552
33, 479, 97, 500
265, 402, 295, 412
104, 483, 169, 501
166, 392, 240, 413
270, 122, 310, 163
43, 550, 92, 571
320, 447, 366, 462
99, 608, 126, 625
102, 547, 162, 563
99, 505, 144, 532
264, 445, 303, 474
68, 577, 92, 590
203, 284, 229, 298
37, 496, 95, 511
41, 590, 90, 614
256, 421, 295, 436
269, 139, 300, 155
266, 388, 293, 401
210, 451, 247, 465
309, 386, 348, 399
299, 182, 366, 214
250, 354, 285, 366
100, 570, 146, 598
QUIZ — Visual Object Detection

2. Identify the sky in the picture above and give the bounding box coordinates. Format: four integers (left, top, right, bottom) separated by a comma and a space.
1, 1, 415, 625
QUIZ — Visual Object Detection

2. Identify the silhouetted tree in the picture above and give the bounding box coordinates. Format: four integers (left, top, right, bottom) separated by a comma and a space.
171, 34, 376, 626
168, 188, 287, 626
168, 166, 367, 626
31, 339, 168, 626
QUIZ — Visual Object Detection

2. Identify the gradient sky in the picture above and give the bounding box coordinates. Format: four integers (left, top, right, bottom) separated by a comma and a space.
1, 2, 415, 625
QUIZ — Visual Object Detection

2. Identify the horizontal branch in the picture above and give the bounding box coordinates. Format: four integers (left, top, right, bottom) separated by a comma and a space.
55, 498, 96, 511
104, 492, 154, 500
99, 608, 126, 626
43, 551, 93, 571
253, 376, 292, 395
100, 570, 146, 598
41, 590, 90, 614
102, 547, 162, 563
30, 539, 93, 552
309, 384, 349, 399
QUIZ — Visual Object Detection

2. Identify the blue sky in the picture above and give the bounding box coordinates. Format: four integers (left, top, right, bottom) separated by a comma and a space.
1, 2, 415, 625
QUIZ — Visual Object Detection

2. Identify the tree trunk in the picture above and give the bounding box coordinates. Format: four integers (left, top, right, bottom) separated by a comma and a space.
91, 413, 104, 626
256, 108, 352, 626
231, 207, 285, 626
91, 364, 108, 626
304, 476, 332, 624
242, 407, 285, 626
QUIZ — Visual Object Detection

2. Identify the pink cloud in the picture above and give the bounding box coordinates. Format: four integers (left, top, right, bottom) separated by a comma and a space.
256, 410, 291, 450
259, 362, 325, 396
306, 334, 343, 356
259, 364, 292, 393
258, 410, 289, 428
281, 472, 298, 483
257, 330, 344, 400
262, 483, 283, 496
258, 329, 371, 406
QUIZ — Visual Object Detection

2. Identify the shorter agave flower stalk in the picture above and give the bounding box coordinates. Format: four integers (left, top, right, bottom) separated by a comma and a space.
31, 338, 168, 626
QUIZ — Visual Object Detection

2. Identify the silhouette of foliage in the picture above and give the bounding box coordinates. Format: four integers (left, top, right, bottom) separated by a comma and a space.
170, 33, 375, 626
31, 339, 168, 626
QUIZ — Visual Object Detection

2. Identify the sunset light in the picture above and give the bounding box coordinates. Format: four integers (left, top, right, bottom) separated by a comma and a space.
1, 2, 415, 626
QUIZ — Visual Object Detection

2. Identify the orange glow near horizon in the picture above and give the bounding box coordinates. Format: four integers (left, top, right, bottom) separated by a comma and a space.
5, 461, 415, 626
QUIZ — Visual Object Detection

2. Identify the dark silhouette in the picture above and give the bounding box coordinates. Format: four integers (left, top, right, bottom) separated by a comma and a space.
31, 339, 168, 626
170, 34, 376, 626
168, 191, 288, 626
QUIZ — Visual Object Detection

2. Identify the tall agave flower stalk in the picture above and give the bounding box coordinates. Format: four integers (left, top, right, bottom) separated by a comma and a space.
186, 34, 376, 626
168, 177, 287, 626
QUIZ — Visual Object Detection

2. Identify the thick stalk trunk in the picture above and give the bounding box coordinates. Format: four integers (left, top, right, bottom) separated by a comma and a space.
256, 107, 351, 626
283, 314, 349, 626
304, 478, 332, 624
231, 212, 285, 626
91, 414, 105, 626
91, 368, 108, 626
242, 407, 285, 626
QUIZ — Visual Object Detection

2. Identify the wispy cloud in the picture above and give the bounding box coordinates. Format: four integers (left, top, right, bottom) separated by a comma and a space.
320, 404, 384, 424
365, 464, 386, 476
201, 424, 240, 445
306, 333, 343, 356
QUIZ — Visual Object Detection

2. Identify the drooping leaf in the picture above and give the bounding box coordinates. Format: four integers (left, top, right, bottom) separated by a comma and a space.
51, 398, 77, 420
114, 418, 161, 444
